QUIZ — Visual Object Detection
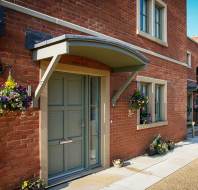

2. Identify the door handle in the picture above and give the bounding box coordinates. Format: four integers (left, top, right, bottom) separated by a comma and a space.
59, 139, 73, 144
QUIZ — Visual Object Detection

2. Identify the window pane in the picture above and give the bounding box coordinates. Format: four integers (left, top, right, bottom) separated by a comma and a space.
142, 0, 147, 15
140, 0, 149, 33
155, 5, 162, 39
155, 8, 159, 22
155, 24, 159, 38
140, 83, 151, 124
155, 85, 162, 121
89, 77, 100, 167
186, 52, 191, 66
187, 94, 193, 122
142, 16, 147, 32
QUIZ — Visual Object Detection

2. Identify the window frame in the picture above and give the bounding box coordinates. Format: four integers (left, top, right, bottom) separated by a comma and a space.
136, 76, 168, 130
186, 51, 192, 67
136, 0, 167, 46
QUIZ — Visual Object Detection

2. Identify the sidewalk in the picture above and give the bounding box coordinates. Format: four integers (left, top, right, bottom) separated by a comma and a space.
51, 137, 198, 190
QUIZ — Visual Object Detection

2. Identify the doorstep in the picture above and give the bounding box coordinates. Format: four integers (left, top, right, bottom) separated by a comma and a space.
49, 137, 198, 190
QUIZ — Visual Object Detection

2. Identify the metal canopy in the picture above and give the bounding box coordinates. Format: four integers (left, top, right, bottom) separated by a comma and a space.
33, 34, 149, 72
32, 34, 149, 105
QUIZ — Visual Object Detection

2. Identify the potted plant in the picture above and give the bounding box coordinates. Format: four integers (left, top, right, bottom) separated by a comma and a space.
112, 159, 124, 168
128, 90, 148, 116
167, 140, 175, 150
148, 134, 175, 156
0, 72, 32, 115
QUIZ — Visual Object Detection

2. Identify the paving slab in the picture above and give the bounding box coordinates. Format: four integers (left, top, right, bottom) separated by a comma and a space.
50, 137, 198, 190
106, 173, 161, 190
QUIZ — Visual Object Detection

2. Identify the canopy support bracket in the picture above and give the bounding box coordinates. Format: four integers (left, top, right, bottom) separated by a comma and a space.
33, 54, 62, 107
111, 72, 137, 107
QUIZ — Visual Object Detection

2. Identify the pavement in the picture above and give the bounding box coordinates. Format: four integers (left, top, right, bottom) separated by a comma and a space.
50, 137, 198, 190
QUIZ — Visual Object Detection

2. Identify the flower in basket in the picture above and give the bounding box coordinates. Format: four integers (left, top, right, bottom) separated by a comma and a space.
128, 90, 148, 115
5, 72, 17, 89
0, 72, 32, 115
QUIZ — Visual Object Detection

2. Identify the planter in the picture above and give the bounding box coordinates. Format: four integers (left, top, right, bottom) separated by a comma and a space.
112, 159, 124, 168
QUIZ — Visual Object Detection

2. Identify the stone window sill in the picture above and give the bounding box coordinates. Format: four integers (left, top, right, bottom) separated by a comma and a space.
137, 31, 168, 47
137, 121, 168, 130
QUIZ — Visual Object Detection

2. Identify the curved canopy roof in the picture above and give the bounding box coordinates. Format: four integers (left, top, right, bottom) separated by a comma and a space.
33, 34, 149, 72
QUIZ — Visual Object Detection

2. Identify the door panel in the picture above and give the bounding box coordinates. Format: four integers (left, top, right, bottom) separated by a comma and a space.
48, 111, 63, 140
48, 145, 64, 175
67, 78, 82, 105
48, 76, 64, 106
67, 110, 82, 137
66, 141, 83, 170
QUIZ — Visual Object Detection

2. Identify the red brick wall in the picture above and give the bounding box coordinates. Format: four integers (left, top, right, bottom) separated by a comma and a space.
0, 0, 195, 189
0, 111, 40, 190
187, 38, 198, 81
110, 55, 187, 160
5, 0, 187, 62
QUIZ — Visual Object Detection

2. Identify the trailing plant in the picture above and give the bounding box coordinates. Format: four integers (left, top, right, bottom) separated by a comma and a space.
0, 72, 32, 115
148, 134, 175, 156
128, 90, 148, 113
21, 178, 45, 190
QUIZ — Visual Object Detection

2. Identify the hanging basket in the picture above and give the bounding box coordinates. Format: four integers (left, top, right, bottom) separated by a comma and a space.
0, 72, 32, 115
128, 90, 148, 116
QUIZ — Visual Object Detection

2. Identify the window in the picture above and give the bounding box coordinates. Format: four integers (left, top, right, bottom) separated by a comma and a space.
137, 0, 167, 46
137, 76, 168, 129
186, 51, 192, 67
154, 5, 162, 39
140, 0, 149, 33
155, 84, 162, 121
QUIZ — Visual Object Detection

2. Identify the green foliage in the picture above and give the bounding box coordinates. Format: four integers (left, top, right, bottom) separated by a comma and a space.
148, 134, 175, 156
0, 72, 32, 115
128, 90, 148, 111
21, 178, 45, 190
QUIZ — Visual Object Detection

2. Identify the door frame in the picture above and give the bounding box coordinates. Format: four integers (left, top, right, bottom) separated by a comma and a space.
39, 61, 110, 184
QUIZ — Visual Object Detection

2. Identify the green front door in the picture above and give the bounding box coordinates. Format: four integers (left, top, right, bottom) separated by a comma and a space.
48, 71, 100, 181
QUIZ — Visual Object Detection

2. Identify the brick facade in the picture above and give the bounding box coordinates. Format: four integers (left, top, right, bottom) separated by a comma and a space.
0, 0, 197, 189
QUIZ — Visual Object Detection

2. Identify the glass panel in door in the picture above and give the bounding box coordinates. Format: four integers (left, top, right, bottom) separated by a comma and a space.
89, 76, 100, 167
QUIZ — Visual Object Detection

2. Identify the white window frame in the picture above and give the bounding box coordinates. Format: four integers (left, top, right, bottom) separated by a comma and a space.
136, 0, 168, 47
186, 51, 192, 67
136, 76, 168, 130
